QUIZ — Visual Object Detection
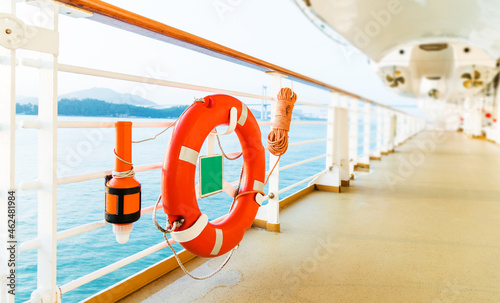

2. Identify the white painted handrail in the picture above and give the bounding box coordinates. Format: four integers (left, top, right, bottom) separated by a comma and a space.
278, 170, 327, 194
60, 241, 170, 294
279, 154, 327, 171
58, 121, 174, 128
19, 204, 158, 251
288, 138, 327, 147
57, 163, 162, 185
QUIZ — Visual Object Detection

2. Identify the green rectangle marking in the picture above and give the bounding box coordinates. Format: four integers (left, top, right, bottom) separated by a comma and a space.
199, 154, 223, 198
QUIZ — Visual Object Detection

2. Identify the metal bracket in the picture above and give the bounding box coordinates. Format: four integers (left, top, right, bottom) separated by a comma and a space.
0, 13, 58, 54
0, 14, 28, 50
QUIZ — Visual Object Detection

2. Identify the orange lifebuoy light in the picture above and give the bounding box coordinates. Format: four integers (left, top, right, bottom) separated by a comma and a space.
161, 95, 265, 258
105, 121, 141, 244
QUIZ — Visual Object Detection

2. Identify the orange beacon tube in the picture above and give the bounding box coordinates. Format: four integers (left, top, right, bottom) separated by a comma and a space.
105, 121, 141, 244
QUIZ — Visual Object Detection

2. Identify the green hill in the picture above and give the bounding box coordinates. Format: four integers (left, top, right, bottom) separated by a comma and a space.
16, 98, 187, 118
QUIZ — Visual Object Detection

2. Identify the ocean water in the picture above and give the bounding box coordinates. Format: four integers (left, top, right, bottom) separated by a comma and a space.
15, 114, 357, 302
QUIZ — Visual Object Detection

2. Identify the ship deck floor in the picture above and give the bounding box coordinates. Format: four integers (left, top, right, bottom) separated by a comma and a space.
120, 131, 500, 302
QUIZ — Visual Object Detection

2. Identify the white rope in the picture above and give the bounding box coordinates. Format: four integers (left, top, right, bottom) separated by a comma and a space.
112, 169, 135, 178
112, 149, 135, 178
132, 126, 174, 144
132, 98, 205, 144
214, 127, 242, 161
152, 196, 235, 280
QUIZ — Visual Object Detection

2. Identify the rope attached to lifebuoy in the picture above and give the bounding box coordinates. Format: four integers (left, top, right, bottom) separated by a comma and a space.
267, 88, 297, 156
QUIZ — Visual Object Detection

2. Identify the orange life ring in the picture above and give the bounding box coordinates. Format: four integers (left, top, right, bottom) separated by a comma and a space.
161, 94, 265, 258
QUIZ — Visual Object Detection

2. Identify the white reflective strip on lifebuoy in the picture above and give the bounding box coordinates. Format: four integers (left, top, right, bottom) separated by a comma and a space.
218, 107, 238, 136
253, 180, 265, 191
237, 103, 248, 126
179, 146, 199, 165
171, 214, 208, 243
253, 180, 265, 206
210, 228, 223, 255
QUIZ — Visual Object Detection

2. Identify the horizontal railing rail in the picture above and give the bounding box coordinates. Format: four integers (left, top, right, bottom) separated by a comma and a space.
278, 170, 327, 195
279, 154, 328, 172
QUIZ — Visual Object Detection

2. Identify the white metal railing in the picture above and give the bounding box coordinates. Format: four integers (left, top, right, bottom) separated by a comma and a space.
0, 1, 427, 303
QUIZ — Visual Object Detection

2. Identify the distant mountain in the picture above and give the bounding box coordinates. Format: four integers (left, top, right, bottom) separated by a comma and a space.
17, 98, 187, 118
59, 88, 157, 107
17, 96, 38, 105
16, 87, 158, 107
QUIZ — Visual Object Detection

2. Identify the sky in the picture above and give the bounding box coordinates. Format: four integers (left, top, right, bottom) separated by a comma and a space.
15, 0, 422, 116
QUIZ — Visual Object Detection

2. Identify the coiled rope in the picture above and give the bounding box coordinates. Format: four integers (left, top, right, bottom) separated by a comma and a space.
267, 88, 297, 157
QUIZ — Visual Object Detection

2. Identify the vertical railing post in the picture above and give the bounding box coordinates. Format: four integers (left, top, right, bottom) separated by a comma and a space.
471, 99, 482, 137
404, 116, 408, 140
478, 97, 485, 136
395, 113, 402, 145
408, 116, 412, 138
412, 117, 415, 137
312, 91, 341, 192
381, 108, 388, 154
265, 72, 283, 232
463, 98, 471, 134
397, 114, 402, 144
372, 106, 382, 159
404, 115, 407, 140
335, 94, 350, 187
31, 2, 60, 302
0, 2, 17, 303
339, 93, 348, 108
395, 113, 400, 144
348, 98, 358, 178
405, 116, 412, 139
404, 115, 412, 140
403, 114, 407, 141
338, 105, 350, 187
326, 93, 337, 171
408, 117, 412, 137
412, 117, 414, 136
402, 114, 406, 142
388, 110, 396, 152
360, 100, 370, 167
464, 97, 482, 137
